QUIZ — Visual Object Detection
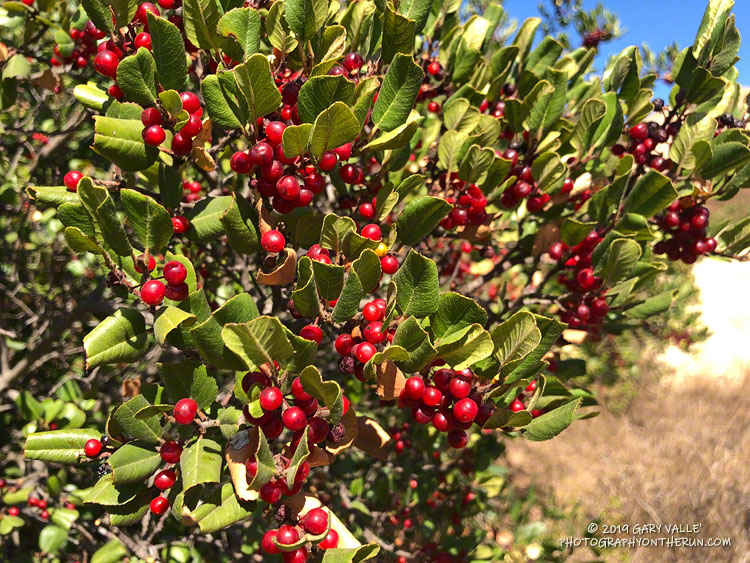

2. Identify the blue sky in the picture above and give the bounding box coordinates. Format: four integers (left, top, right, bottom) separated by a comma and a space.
503, 0, 750, 99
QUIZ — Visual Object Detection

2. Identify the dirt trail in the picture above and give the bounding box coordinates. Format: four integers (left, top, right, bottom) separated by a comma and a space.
505, 258, 750, 562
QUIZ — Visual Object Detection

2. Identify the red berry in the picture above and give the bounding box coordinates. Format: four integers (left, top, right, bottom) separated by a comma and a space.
300, 324, 323, 345
260, 480, 282, 503
181, 114, 203, 138
291, 377, 312, 402
302, 507, 328, 535
141, 280, 166, 306
141, 107, 162, 126
142, 125, 166, 146
265, 121, 286, 145
163, 261, 187, 285
335, 334, 354, 356
318, 151, 338, 171
160, 441, 182, 463
447, 429, 468, 448
261, 230, 285, 253
358, 202, 375, 219
8, 506, 20, 516
173, 398, 198, 424
380, 254, 399, 274
134, 32, 152, 50
427, 101, 440, 113
283, 548, 308, 563
172, 215, 189, 234
404, 376, 425, 401
422, 386, 442, 407
427, 61, 441, 76
360, 224, 382, 241
249, 142, 274, 166
154, 469, 177, 490
171, 132, 193, 155
319, 529, 339, 549
94, 50, 119, 78
363, 321, 386, 344
576, 268, 595, 290
180, 91, 201, 114
84, 439, 102, 457
40, 509, 50, 520
448, 377, 471, 399
282, 406, 307, 431
342, 52, 364, 72
262, 417, 284, 439
277, 524, 300, 545
277, 175, 301, 201
510, 399, 524, 412
362, 302, 383, 322
628, 123, 649, 142
453, 398, 478, 423
149, 496, 169, 515
304, 172, 326, 194
262, 530, 280, 554
334, 143, 352, 161
354, 342, 376, 363
64, 170, 82, 192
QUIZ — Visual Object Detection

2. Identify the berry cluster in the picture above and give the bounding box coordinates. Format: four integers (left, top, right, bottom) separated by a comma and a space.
653, 198, 717, 263
549, 230, 610, 332
611, 121, 674, 171
51, 20, 103, 69
181, 178, 203, 203
396, 367, 496, 450
438, 178, 489, 230
335, 298, 392, 380
140, 91, 204, 156
498, 158, 552, 213
138, 259, 189, 306
508, 379, 544, 417
261, 508, 339, 561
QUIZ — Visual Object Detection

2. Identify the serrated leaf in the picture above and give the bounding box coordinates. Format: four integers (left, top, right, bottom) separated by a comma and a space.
292, 256, 322, 318
121, 188, 173, 253
598, 238, 642, 285
300, 365, 344, 424
108, 442, 162, 485
192, 482, 254, 532
309, 101, 360, 159
81, 0, 114, 34
115, 47, 157, 106
77, 177, 132, 256
147, 14, 188, 91
570, 98, 606, 157
233, 54, 283, 124
220, 194, 261, 254
524, 398, 582, 441
285, 0, 327, 39
282, 123, 313, 157
430, 292, 488, 339
218, 7, 261, 61
434, 324, 493, 370
491, 312, 541, 377
396, 196, 452, 246
372, 54, 424, 132
623, 171, 677, 218
382, 5, 416, 64
222, 316, 295, 370
392, 250, 440, 317
392, 316, 437, 372
93, 116, 160, 172
181, 438, 222, 492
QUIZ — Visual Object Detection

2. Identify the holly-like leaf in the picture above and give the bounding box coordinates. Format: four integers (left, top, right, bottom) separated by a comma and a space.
218, 7, 262, 61
84, 474, 143, 506
297, 75, 356, 124
108, 442, 162, 484
182, 0, 224, 51
372, 54, 424, 132
93, 117, 160, 172
430, 292, 488, 340
434, 324, 493, 370
160, 361, 218, 410
24, 429, 101, 464
154, 306, 197, 346
77, 177, 132, 257
186, 196, 233, 242
491, 312, 542, 378
282, 123, 314, 157
392, 316, 437, 372
115, 47, 157, 106
181, 438, 222, 492
83, 308, 148, 369
320, 213, 357, 254
201, 74, 244, 130
147, 13, 188, 91
233, 54, 283, 124
623, 170, 677, 218
396, 196, 453, 246
81, 0, 114, 34
220, 193, 262, 254
300, 365, 344, 424
292, 257, 322, 318
285, 0, 328, 40
121, 188, 173, 253
309, 102, 361, 159
392, 250, 440, 318
382, 6, 416, 64
112, 395, 163, 444
321, 545, 381, 562
192, 482, 254, 533
523, 398, 582, 441
222, 316, 295, 370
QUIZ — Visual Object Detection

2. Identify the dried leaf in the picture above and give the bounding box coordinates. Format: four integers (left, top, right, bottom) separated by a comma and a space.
257, 248, 297, 285
375, 360, 405, 400
191, 146, 216, 171
531, 223, 560, 257
225, 429, 259, 501
255, 199, 276, 234
353, 417, 392, 461
120, 378, 141, 398
325, 407, 358, 456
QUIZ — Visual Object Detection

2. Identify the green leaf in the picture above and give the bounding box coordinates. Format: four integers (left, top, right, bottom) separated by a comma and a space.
108, 442, 162, 485
560, 219, 597, 246
524, 398, 582, 441
511, 314, 566, 378
147, 14, 188, 91
181, 438, 222, 491
265, 0, 298, 53
2, 53, 30, 80
392, 316, 437, 372
570, 98, 607, 157
321, 545, 380, 562
183, 0, 224, 51
201, 74, 243, 130
624, 289, 676, 319
73, 82, 108, 110
396, 196, 453, 246
26, 185, 80, 205
64, 226, 106, 256
435, 324, 493, 370
430, 292, 488, 339
382, 5, 416, 64
399, 0, 433, 33
491, 312, 542, 377
352, 249, 381, 293
692, 0, 735, 64
91, 539, 128, 563
0, 515, 24, 535
24, 429, 101, 464
292, 257, 322, 318
154, 307, 197, 346
115, 47, 157, 106
219, 194, 261, 254
372, 53, 424, 132
320, 213, 356, 254
331, 268, 364, 323
285, 0, 327, 39
84, 474, 143, 506
83, 308, 148, 369
107, 490, 150, 526
112, 395, 163, 444
77, 177, 132, 256
121, 188, 173, 253
233, 53, 283, 124
392, 250, 440, 317
39, 525, 68, 554
309, 102, 361, 159
526, 69, 567, 135
437, 130, 468, 172
186, 196, 233, 242
160, 361, 217, 410
299, 365, 345, 424
298, 76, 356, 124
285, 430, 310, 488
218, 7, 261, 61
81, 0, 114, 34
192, 483, 254, 533
222, 316, 295, 370
361, 118, 419, 153
700, 141, 750, 179
598, 238, 642, 285
623, 171, 677, 218
352, 77, 380, 127
311, 260, 345, 300
93, 116, 160, 172
282, 123, 313, 157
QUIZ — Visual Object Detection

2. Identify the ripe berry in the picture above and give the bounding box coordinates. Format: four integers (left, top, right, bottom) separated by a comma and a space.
453, 398, 478, 423
283, 548, 308, 563
260, 479, 282, 503
261, 160, 284, 182
134, 32, 152, 50
576, 268, 596, 290
334, 143, 352, 161
339, 164, 359, 184
628, 123, 649, 142
265, 121, 286, 145
282, 406, 307, 431
358, 202, 375, 219
160, 441, 182, 463
448, 377, 471, 399
510, 399, 524, 412
308, 417, 329, 443
354, 342, 376, 363
136, 2, 160, 24
173, 398, 198, 424
171, 133, 193, 155
141, 280, 166, 306
154, 469, 177, 490
249, 142, 274, 167
277, 524, 300, 545
281, 82, 300, 105
8, 506, 20, 516
134, 254, 157, 273
262, 530, 280, 554
300, 324, 323, 345
304, 172, 326, 194
342, 52, 364, 72
422, 386, 442, 407
40, 510, 50, 520
302, 507, 328, 535
427, 101, 440, 113
447, 429, 468, 449
335, 334, 354, 356
261, 230, 285, 253
318, 151, 338, 171
84, 439, 102, 457
427, 61, 441, 76
262, 417, 284, 439
172, 215, 189, 234
363, 321, 386, 344
94, 50, 119, 77
141, 107, 162, 126
277, 175, 301, 201
149, 496, 169, 515
64, 170, 82, 192
404, 376, 425, 401
142, 125, 166, 146
163, 261, 187, 285
360, 224, 382, 241
180, 91, 201, 114
258, 387, 282, 411
319, 529, 339, 549
179, 114, 202, 138
362, 302, 383, 322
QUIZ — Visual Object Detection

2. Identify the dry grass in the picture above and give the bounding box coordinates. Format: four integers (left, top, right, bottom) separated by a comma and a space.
505, 373, 750, 562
